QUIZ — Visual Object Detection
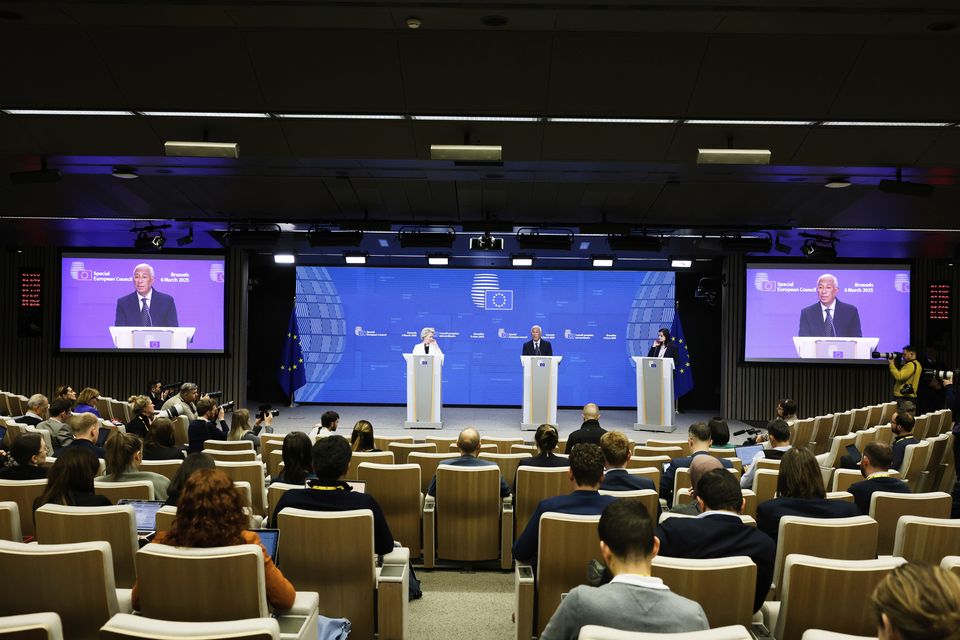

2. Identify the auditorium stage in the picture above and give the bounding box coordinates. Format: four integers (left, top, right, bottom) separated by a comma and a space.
258, 404, 750, 444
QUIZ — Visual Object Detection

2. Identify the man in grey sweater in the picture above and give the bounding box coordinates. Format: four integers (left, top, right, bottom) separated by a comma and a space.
540, 499, 709, 640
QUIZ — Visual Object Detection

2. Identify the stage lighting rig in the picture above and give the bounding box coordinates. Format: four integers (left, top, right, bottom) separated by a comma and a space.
799, 233, 838, 260
470, 231, 504, 251
132, 224, 170, 251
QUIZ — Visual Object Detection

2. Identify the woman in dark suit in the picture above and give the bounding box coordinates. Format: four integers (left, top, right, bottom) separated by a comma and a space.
0, 433, 48, 480
517, 424, 567, 470
647, 327, 679, 362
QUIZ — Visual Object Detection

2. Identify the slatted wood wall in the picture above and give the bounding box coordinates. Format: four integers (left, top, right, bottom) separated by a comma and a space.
721, 256, 957, 422
0, 247, 248, 407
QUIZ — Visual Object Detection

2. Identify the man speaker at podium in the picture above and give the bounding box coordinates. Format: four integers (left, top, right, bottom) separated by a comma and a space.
647, 327, 678, 363
797, 273, 861, 338
115, 263, 179, 327
522, 325, 552, 356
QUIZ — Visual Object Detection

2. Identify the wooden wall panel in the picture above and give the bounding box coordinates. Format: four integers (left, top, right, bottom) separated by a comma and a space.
0, 247, 248, 407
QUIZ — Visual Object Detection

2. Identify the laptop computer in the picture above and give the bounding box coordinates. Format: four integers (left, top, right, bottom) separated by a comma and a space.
96, 426, 113, 448
0, 424, 7, 445
251, 528, 280, 562
735, 444, 764, 465
117, 499, 166, 534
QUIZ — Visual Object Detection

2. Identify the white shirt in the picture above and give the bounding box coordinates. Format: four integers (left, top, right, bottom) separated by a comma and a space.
610, 574, 669, 590
412, 342, 443, 357
657, 344, 667, 358
820, 301, 836, 323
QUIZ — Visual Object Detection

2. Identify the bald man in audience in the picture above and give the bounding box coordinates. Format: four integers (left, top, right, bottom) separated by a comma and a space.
426, 427, 509, 497
848, 442, 911, 515
18, 394, 48, 426
566, 403, 606, 452
669, 454, 725, 516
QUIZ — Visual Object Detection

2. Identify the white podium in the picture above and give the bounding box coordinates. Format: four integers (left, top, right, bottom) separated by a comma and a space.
403, 353, 443, 429
632, 356, 676, 433
520, 355, 562, 431
109, 326, 196, 350
792, 337, 879, 360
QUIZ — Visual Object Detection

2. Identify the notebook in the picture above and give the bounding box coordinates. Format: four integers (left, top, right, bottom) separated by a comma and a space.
251, 528, 280, 561
117, 499, 166, 533
735, 444, 764, 465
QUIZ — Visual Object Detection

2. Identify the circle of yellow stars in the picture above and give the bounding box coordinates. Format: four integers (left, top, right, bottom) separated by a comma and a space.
280, 330, 305, 372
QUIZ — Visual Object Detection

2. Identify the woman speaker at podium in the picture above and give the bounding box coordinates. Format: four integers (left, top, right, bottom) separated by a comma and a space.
647, 327, 678, 364
412, 327, 443, 356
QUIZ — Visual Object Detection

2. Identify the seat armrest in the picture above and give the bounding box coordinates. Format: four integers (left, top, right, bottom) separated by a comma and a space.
501, 500, 514, 570
116, 588, 133, 614
515, 563, 535, 640
502, 495, 512, 506
382, 545, 410, 566
423, 497, 435, 569
377, 562, 408, 640
424, 495, 435, 507
286, 590, 320, 617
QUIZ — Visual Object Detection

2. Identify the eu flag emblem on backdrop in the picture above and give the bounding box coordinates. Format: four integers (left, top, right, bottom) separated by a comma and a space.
671, 311, 694, 399
279, 306, 307, 398
484, 289, 514, 310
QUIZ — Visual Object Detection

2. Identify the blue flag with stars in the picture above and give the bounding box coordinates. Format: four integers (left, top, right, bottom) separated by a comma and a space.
670, 311, 694, 399
279, 305, 306, 398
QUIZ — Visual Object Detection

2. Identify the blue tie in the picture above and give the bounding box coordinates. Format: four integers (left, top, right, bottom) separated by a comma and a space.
824, 308, 835, 337
141, 298, 152, 327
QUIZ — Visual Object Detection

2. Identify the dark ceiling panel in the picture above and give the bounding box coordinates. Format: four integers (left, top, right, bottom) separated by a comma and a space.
0, 119, 40, 155
398, 31, 553, 113
280, 120, 417, 158
554, 10, 722, 32
15, 117, 159, 155
791, 128, 943, 166
228, 7, 394, 29
546, 34, 708, 116
540, 123, 676, 162
389, 8, 557, 31
60, 5, 232, 26
916, 129, 960, 166
715, 12, 889, 34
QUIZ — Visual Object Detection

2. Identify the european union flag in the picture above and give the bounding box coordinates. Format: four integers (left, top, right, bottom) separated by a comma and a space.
484, 289, 514, 310
671, 311, 694, 399
279, 305, 307, 398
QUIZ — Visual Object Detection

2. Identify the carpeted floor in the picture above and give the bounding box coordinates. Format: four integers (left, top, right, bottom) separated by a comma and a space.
408, 568, 516, 640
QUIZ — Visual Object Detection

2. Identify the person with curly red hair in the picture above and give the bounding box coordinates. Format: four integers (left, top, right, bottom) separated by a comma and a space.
131, 468, 295, 611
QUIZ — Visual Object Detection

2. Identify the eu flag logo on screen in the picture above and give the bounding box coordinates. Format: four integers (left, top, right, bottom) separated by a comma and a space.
484, 289, 514, 310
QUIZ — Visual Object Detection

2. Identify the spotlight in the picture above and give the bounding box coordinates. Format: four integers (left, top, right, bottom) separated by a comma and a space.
398, 226, 455, 248
824, 177, 852, 189
344, 252, 367, 265
670, 259, 693, 268
112, 166, 138, 179
696, 148, 771, 165
695, 278, 719, 306
774, 234, 792, 255
591, 255, 615, 268
176, 226, 194, 247
133, 228, 167, 251
516, 228, 574, 251
801, 239, 837, 260
511, 255, 534, 267
470, 231, 504, 251
427, 254, 449, 266
274, 254, 295, 264
308, 227, 363, 247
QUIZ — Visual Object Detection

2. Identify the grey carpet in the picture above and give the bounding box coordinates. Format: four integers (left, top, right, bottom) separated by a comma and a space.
408, 569, 516, 640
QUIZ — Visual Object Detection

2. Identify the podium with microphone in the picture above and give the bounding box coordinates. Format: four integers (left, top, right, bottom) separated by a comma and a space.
632, 356, 676, 433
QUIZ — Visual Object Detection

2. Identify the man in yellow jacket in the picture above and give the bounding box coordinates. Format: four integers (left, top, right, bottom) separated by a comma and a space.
889, 345, 922, 408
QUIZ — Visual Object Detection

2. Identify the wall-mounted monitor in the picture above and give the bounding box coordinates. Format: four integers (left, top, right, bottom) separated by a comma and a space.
59, 252, 226, 353
744, 262, 910, 364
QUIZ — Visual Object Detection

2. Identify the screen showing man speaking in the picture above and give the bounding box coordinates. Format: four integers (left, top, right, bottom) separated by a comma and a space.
744, 263, 910, 363
294, 267, 676, 407
60, 252, 226, 353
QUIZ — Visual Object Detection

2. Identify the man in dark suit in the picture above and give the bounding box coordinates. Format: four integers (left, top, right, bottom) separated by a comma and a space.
646, 327, 679, 362
16, 393, 48, 426
565, 403, 606, 453
599, 430, 655, 492
60, 412, 105, 458
848, 442, 911, 515
656, 469, 775, 613
889, 412, 920, 471
797, 273, 862, 337
187, 397, 228, 454
521, 325, 553, 356
115, 263, 179, 327
660, 422, 732, 505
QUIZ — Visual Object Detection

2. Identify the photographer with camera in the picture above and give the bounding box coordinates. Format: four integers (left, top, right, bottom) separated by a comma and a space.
887, 345, 922, 409
160, 383, 201, 422
187, 397, 229, 454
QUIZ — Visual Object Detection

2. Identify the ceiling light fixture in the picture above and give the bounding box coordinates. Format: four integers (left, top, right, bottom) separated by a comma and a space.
685, 119, 814, 126
2, 109, 136, 116
274, 113, 405, 120
511, 255, 534, 267
140, 111, 270, 118
670, 259, 693, 268
824, 177, 852, 189
427, 254, 449, 266
800, 237, 838, 260
547, 117, 677, 124
405, 17, 422, 29
697, 148, 772, 165
111, 166, 138, 179
774, 235, 792, 255
176, 225, 194, 247
274, 254, 296, 264
820, 121, 952, 127
164, 141, 240, 158
430, 144, 502, 162
344, 252, 368, 265
413, 115, 539, 122
132, 224, 170, 252
592, 256, 615, 268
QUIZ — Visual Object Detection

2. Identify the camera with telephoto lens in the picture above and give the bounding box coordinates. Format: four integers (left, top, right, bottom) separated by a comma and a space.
872, 352, 901, 360
219, 400, 235, 413
257, 404, 280, 421
205, 390, 223, 399
155, 404, 183, 420
160, 382, 183, 392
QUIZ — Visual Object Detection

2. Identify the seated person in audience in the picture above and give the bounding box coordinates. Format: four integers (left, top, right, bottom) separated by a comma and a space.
661, 422, 732, 504
272, 432, 315, 485
0, 433, 48, 480
146, 380, 167, 409
160, 382, 201, 422
73, 387, 102, 417
125, 395, 154, 439
752, 399, 799, 444
33, 446, 111, 510
307, 410, 340, 440
871, 563, 960, 640
55, 385, 77, 402
426, 427, 510, 497
228, 408, 271, 453
516, 424, 566, 470
164, 452, 215, 506
848, 442, 911, 515
741, 418, 792, 489
540, 499, 709, 639
131, 468, 295, 612
36, 397, 75, 450
142, 418, 186, 461
270, 436, 395, 554
708, 417, 734, 448
657, 469, 775, 613
59, 412, 106, 458
17, 393, 48, 426
600, 430, 655, 492
101, 432, 170, 500
565, 403, 607, 453
669, 454, 725, 516
890, 412, 919, 471
756, 447, 859, 544
350, 420, 381, 452
187, 397, 229, 454
513, 443, 615, 565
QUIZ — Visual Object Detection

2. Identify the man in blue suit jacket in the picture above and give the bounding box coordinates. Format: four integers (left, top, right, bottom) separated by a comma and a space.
115, 263, 179, 327
797, 273, 861, 338
656, 469, 775, 613
600, 430, 655, 492
848, 442, 911, 515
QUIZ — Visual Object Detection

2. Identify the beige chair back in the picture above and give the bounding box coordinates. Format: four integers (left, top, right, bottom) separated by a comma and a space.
511, 444, 538, 455
265, 482, 302, 523
135, 543, 267, 621
424, 436, 457, 452
556, 439, 567, 454
214, 461, 267, 517
100, 613, 279, 640
652, 555, 756, 628
203, 440, 254, 452
346, 451, 394, 480
479, 453, 530, 489
941, 555, 960, 577
0, 540, 120, 640
408, 452, 459, 495
514, 466, 570, 539
154, 505, 177, 532
917, 433, 951, 492
823, 433, 857, 468
707, 448, 737, 459
869, 490, 952, 555
93, 480, 154, 502
357, 462, 422, 558
811, 414, 835, 455
95, 398, 115, 421
447, 442, 497, 455
389, 442, 437, 465
138, 459, 183, 482
850, 407, 870, 432
893, 515, 960, 564
0, 479, 46, 537
912, 414, 932, 440
0, 500, 22, 541
373, 435, 413, 452
0, 611, 64, 640
259, 436, 286, 479
831, 469, 900, 493
172, 417, 189, 448
597, 489, 658, 520
831, 411, 854, 438
626, 455, 671, 470
864, 405, 882, 428
772, 515, 878, 597
110, 399, 133, 423
852, 426, 878, 452
644, 439, 688, 456
534, 513, 602, 636
874, 424, 893, 445
624, 466, 661, 493
35, 504, 138, 588
276, 508, 376, 639
202, 449, 257, 463
484, 437, 524, 455
755, 458, 781, 472
634, 445, 683, 460
753, 469, 779, 504
435, 466, 501, 562
791, 419, 815, 450
775, 555, 905, 640
899, 440, 930, 490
